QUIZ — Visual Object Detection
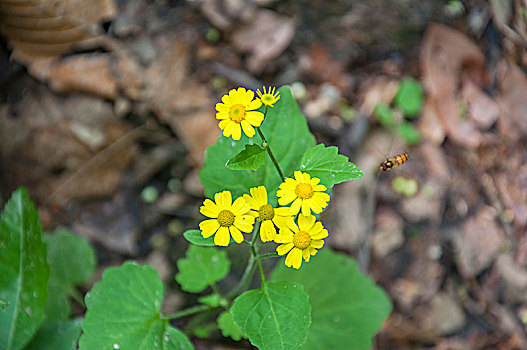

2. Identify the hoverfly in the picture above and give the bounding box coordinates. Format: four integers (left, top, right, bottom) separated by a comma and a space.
379, 153, 409, 171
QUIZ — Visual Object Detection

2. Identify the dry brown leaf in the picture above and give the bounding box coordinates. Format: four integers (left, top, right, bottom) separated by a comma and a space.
421, 24, 484, 148
145, 39, 218, 166
0, 92, 135, 207
417, 100, 445, 145
461, 79, 500, 129
497, 60, 527, 137
231, 9, 295, 73
371, 207, 404, 258
454, 206, 506, 278
359, 75, 399, 117
298, 42, 354, 91
0, 0, 115, 64
44, 53, 144, 100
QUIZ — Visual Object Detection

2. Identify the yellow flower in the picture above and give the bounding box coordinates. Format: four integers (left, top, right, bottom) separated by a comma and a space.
256, 86, 280, 108
275, 214, 328, 269
243, 186, 296, 242
215, 87, 264, 140
199, 191, 255, 246
276, 171, 330, 216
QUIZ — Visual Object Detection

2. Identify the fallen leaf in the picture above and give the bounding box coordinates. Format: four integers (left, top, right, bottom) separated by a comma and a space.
298, 42, 354, 91
45, 53, 144, 100
454, 206, 505, 278
497, 60, 527, 138
0, 92, 136, 207
421, 24, 484, 148
145, 39, 218, 166
422, 292, 466, 335
371, 207, 405, 258
0, 0, 115, 64
461, 79, 500, 129
231, 9, 295, 73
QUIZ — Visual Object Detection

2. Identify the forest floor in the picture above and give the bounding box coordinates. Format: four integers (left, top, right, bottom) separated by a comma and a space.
1, 0, 527, 349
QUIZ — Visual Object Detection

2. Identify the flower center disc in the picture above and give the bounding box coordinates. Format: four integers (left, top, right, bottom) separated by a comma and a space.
217, 210, 235, 227
258, 204, 274, 221
229, 104, 246, 123
263, 95, 273, 103
295, 183, 314, 199
293, 231, 311, 249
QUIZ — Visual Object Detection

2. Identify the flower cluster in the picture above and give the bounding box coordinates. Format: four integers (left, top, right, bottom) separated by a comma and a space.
199, 172, 330, 269
200, 86, 332, 269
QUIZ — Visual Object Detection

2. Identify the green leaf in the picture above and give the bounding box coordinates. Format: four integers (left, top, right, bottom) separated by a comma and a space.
226, 144, 266, 170
43, 229, 96, 322
396, 121, 421, 145
0, 188, 50, 350
175, 245, 230, 293
394, 78, 424, 118
0, 299, 7, 311
300, 143, 363, 190
218, 311, 244, 341
25, 318, 82, 350
271, 249, 392, 350
230, 282, 311, 350
373, 103, 395, 129
183, 230, 216, 247
80, 262, 193, 350
200, 86, 316, 204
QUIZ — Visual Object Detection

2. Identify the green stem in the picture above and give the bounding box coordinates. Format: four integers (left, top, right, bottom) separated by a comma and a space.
164, 304, 212, 320
257, 253, 279, 259
257, 259, 267, 284
257, 127, 285, 182
226, 222, 260, 299
70, 289, 86, 308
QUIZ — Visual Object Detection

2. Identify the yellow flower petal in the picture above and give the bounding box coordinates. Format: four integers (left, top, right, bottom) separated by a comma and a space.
219, 191, 232, 209
232, 123, 242, 140
229, 226, 244, 243
223, 121, 235, 137
245, 111, 264, 126
276, 242, 294, 255
240, 120, 255, 137
200, 199, 220, 218
214, 227, 230, 246
260, 220, 276, 242
199, 219, 220, 238
216, 103, 229, 112
243, 194, 260, 210
310, 239, 325, 249
275, 228, 294, 243
290, 198, 302, 215
234, 216, 254, 233
293, 171, 303, 182
253, 186, 268, 205
298, 214, 315, 231
301, 200, 311, 216
221, 94, 231, 105
302, 249, 311, 262
311, 229, 328, 240
308, 221, 324, 235
310, 177, 321, 186
247, 98, 262, 110
286, 248, 303, 269
231, 197, 248, 215
313, 184, 327, 191
218, 119, 230, 129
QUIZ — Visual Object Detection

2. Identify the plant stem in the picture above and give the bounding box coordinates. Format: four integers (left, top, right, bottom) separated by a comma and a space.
257, 127, 285, 182
226, 222, 260, 299
257, 253, 279, 259
257, 259, 267, 284
164, 304, 212, 320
